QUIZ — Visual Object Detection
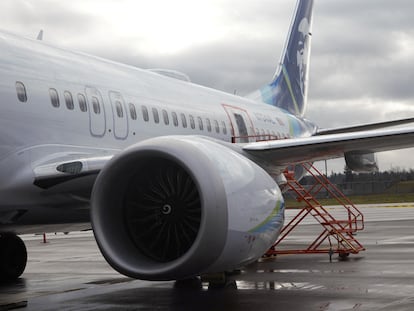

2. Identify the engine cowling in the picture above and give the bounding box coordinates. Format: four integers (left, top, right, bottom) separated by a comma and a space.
91, 136, 284, 281
345, 150, 378, 172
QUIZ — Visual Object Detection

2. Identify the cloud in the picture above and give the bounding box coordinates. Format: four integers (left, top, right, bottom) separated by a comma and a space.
2, 0, 414, 171
1, 0, 96, 39
308, 1, 414, 125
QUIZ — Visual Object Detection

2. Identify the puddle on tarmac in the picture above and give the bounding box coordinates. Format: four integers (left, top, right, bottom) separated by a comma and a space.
199, 280, 326, 291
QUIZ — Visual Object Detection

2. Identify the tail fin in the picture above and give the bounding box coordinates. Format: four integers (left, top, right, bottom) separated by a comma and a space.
247, 0, 314, 117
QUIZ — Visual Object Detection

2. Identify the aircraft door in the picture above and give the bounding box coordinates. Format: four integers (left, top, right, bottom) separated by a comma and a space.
223, 105, 255, 143
234, 113, 249, 139
85, 87, 106, 137
109, 91, 129, 140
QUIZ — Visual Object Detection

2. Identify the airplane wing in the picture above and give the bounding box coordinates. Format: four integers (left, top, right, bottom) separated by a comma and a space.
316, 117, 414, 135
243, 127, 414, 166
33, 126, 414, 191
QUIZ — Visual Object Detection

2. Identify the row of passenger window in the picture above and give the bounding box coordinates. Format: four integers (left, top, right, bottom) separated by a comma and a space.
140, 106, 227, 134
16, 81, 285, 140
50, 87, 228, 134
15, 81, 228, 136
49, 88, 89, 112
15, 81, 89, 112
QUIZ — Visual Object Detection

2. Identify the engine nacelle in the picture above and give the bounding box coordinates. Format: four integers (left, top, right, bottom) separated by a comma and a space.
345, 150, 378, 172
91, 136, 284, 281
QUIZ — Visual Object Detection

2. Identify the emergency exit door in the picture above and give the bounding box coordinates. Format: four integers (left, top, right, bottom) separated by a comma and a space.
109, 91, 128, 140
85, 87, 106, 137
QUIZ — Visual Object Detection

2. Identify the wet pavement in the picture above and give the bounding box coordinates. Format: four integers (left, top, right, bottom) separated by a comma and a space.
1, 206, 414, 310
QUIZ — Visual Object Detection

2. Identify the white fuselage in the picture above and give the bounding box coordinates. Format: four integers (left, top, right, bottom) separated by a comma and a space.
0, 31, 314, 232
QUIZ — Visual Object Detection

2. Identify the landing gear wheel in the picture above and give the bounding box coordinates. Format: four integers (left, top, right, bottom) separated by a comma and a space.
204, 272, 238, 290
0, 233, 27, 281
208, 280, 237, 290
174, 277, 202, 289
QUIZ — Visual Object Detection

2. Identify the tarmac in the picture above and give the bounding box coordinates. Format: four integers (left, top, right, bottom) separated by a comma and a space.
1, 205, 414, 311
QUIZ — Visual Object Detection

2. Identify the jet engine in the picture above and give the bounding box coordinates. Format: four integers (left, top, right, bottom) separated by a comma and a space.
345, 150, 378, 172
91, 136, 284, 281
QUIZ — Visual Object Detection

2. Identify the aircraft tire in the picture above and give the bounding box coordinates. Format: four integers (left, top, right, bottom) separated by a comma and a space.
0, 233, 27, 281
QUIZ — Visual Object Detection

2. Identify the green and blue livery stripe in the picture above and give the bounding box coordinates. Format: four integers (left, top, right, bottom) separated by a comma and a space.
248, 200, 284, 234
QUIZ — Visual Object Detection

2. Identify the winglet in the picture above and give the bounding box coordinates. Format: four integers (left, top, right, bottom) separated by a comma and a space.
36, 30, 44, 41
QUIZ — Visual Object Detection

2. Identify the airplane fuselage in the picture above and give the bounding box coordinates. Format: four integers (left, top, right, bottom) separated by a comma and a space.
0, 31, 315, 233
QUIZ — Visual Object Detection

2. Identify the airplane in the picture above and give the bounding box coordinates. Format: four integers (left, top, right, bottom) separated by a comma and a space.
2, 0, 414, 283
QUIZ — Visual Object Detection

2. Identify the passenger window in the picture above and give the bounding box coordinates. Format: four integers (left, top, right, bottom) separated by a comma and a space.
142, 106, 149, 122
49, 88, 60, 108
198, 117, 203, 130
64, 91, 74, 110
129, 103, 137, 120
172, 112, 178, 127
78, 94, 88, 112
181, 113, 187, 128
152, 108, 159, 123
214, 120, 219, 133
115, 101, 123, 118
221, 121, 227, 135
189, 115, 195, 129
16, 81, 27, 103
162, 109, 169, 125
206, 118, 212, 132
91, 96, 101, 114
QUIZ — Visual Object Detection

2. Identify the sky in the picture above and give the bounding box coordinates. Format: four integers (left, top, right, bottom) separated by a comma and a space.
2, 0, 414, 173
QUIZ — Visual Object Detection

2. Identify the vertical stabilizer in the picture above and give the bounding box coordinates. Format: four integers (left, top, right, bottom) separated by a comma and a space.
248, 0, 314, 117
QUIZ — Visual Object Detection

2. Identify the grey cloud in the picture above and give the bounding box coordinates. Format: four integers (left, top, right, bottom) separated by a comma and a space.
308, 0, 414, 112
80, 0, 414, 132
310, 53, 414, 102
1, 0, 98, 42
85, 35, 281, 96
3, 0, 414, 170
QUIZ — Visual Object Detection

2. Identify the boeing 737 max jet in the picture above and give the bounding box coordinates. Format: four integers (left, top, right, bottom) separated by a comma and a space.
1, 0, 414, 282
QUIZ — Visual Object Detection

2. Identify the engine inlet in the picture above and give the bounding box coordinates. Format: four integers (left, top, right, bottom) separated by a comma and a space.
124, 159, 202, 262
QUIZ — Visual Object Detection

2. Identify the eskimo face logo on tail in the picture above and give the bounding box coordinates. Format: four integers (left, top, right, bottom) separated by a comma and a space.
296, 18, 311, 96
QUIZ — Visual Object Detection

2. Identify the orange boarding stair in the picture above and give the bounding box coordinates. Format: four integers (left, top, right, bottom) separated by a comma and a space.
265, 162, 365, 258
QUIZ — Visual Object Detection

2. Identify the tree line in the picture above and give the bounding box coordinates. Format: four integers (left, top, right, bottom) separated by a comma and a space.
300, 167, 414, 196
